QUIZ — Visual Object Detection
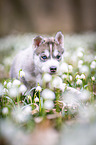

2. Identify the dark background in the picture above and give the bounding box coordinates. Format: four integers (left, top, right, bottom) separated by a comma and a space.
0, 0, 96, 36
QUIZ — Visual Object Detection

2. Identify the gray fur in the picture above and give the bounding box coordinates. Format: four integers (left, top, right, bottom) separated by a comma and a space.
10, 46, 38, 89
10, 32, 64, 89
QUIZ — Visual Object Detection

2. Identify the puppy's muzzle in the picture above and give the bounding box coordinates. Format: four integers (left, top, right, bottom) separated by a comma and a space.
50, 66, 57, 73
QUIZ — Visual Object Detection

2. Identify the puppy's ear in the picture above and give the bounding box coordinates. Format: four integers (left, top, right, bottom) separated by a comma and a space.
55, 32, 64, 47
34, 36, 43, 47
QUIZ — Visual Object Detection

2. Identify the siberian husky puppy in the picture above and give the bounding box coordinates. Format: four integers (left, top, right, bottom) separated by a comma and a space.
10, 32, 64, 90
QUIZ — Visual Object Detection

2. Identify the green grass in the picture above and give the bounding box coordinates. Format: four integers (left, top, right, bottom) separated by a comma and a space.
0, 33, 96, 145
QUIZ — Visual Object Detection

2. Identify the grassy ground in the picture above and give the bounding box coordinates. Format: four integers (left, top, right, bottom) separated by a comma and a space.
0, 32, 96, 145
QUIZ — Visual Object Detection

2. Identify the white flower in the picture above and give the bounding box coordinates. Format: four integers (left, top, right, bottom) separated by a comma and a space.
75, 75, 81, 80
23, 106, 32, 115
59, 83, 66, 92
59, 62, 68, 73
43, 73, 52, 83
77, 47, 84, 58
44, 100, 54, 110
19, 70, 25, 77
13, 79, 21, 86
52, 76, 66, 91
42, 89, 55, 100
90, 61, 96, 69
68, 65, 73, 72
34, 97, 39, 102
69, 75, 73, 81
79, 65, 89, 74
76, 79, 82, 85
12, 106, 31, 123
78, 60, 83, 68
78, 60, 83, 65
3, 88, 8, 94
52, 76, 62, 89
19, 85, 27, 94
9, 87, 18, 98
77, 51, 83, 57
36, 86, 42, 92
34, 117, 43, 123
27, 95, 32, 100
7, 82, 12, 88
80, 74, 85, 80
62, 74, 67, 79
2, 107, 8, 115
4, 81, 7, 86
91, 76, 95, 81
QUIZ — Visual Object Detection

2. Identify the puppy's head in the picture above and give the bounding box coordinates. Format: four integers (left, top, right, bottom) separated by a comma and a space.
33, 32, 64, 74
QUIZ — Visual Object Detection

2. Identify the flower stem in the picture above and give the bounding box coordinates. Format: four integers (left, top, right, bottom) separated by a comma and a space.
39, 91, 41, 114
17, 95, 20, 108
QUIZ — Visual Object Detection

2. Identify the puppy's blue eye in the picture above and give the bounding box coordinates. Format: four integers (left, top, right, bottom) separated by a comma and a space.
40, 55, 47, 61
56, 55, 61, 60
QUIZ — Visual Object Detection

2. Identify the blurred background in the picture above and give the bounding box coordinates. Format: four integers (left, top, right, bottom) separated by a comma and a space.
0, 0, 96, 37
0, 1, 96, 145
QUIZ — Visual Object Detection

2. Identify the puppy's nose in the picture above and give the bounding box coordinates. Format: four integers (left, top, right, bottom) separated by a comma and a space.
50, 66, 57, 73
